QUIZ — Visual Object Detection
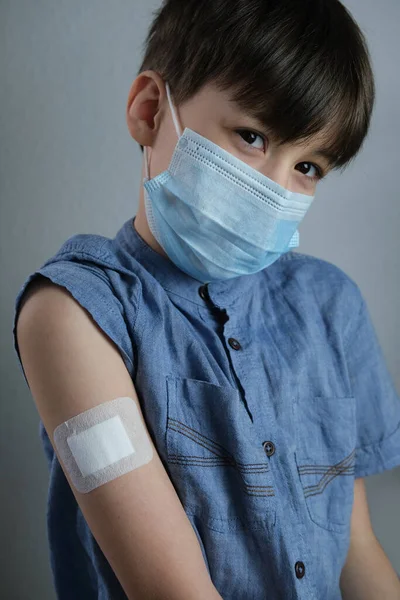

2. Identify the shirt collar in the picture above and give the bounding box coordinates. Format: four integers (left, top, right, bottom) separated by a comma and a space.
114, 216, 256, 308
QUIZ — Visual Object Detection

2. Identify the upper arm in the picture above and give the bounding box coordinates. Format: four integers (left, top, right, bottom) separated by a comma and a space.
349, 477, 374, 543
340, 478, 400, 599
16, 279, 220, 600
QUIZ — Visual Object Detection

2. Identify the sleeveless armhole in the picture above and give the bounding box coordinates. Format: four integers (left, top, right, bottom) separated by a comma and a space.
13, 259, 136, 391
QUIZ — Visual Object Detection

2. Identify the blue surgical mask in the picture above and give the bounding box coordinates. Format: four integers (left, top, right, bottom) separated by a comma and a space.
143, 82, 315, 283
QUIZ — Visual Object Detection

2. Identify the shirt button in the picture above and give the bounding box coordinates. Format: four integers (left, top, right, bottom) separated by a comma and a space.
295, 561, 305, 579
198, 284, 209, 301
262, 441, 275, 456
228, 338, 241, 350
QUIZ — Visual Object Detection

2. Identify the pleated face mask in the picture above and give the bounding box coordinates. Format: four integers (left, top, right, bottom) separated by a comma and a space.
143, 82, 315, 283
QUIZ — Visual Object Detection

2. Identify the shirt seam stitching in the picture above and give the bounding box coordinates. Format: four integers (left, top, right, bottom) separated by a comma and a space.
356, 418, 400, 451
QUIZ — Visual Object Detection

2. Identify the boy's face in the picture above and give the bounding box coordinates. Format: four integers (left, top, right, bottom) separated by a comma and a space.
126, 71, 333, 258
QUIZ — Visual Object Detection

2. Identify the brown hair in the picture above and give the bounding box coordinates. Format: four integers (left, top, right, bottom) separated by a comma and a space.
137, 0, 375, 170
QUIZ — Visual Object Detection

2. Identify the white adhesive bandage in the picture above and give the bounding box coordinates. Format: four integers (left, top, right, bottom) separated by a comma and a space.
53, 396, 154, 493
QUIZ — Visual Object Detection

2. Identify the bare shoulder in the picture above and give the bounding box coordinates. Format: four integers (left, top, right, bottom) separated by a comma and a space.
17, 274, 73, 325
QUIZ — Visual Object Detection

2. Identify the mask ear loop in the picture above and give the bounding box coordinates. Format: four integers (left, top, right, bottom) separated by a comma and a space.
165, 82, 183, 138
143, 146, 150, 182
144, 82, 181, 183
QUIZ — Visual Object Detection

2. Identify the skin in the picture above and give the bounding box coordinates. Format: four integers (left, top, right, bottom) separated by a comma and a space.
126, 70, 333, 260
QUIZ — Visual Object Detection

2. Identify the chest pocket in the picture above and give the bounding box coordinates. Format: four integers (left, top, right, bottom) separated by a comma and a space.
293, 395, 357, 534
165, 375, 277, 533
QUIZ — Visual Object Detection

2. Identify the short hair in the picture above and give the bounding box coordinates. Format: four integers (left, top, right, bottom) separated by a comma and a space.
137, 0, 375, 170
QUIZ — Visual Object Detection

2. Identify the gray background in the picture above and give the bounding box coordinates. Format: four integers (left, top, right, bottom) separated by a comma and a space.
1, 0, 399, 598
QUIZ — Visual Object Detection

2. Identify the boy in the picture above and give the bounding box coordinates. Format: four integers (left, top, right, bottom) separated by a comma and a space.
13, 1, 400, 599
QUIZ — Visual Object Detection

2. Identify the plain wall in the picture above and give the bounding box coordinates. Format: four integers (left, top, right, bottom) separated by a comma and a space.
1, 0, 399, 598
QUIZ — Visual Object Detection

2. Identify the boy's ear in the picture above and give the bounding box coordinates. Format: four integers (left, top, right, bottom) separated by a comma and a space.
126, 71, 166, 147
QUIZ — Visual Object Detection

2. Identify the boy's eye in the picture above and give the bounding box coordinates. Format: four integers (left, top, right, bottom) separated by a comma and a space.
295, 162, 321, 180
236, 129, 265, 150
235, 131, 324, 183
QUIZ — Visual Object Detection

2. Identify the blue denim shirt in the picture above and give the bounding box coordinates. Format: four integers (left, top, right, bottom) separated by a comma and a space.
13, 216, 400, 600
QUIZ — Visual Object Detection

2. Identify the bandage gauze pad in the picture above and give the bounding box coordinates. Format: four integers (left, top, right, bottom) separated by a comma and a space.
53, 396, 154, 493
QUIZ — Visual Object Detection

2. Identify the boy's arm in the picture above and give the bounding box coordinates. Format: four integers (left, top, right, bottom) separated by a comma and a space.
16, 279, 222, 600
340, 477, 400, 599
